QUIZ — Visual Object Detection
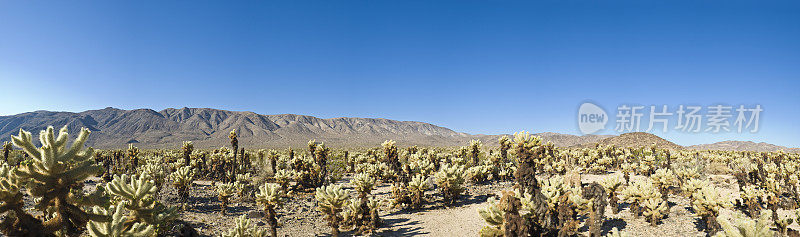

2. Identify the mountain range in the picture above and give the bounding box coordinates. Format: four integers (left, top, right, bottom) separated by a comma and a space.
0, 107, 795, 152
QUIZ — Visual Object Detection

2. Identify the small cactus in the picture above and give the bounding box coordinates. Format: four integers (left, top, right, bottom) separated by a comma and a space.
407, 174, 431, 209
642, 197, 668, 226
169, 166, 194, 209
715, 210, 775, 237
255, 183, 286, 237
222, 215, 268, 237
217, 182, 237, 214
87, 203, 156, 237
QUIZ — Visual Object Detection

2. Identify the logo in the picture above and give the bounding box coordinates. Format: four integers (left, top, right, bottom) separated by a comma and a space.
578, 102, 608, 135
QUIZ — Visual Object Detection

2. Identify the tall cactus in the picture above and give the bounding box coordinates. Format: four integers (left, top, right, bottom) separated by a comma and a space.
256, 183, 286, 237
11, 126, 109, 235
497, 135, 511, 162
182, 141, 193, 167
469, 139, 482, 166
1, 141, 10, 162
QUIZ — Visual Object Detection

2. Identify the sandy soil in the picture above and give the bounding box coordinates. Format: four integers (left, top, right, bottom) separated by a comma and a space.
70, 172, 798, 236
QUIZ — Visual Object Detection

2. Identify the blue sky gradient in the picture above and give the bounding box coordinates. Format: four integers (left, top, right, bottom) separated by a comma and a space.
1, 1, 798, 147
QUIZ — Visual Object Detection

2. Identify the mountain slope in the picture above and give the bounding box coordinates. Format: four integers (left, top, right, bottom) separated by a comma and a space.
0, 107, 479, 149
687, 141, 800, 153
579, 132, 684, 150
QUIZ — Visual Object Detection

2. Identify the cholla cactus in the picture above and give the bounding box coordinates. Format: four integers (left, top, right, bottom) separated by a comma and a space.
682, 178, 710, 199
107, 173, 177, 228
739, 185, 764, 218
87, 204, 155, 237
775, 211, 795, 235
434, 163, 466, 206
127, 144, 140, 171
692, 186, 731, 234
266, 149, 280, 175
467, 165, 492, 184
407, 174, 430, 209
350, 173, 376, 198
274, 169, 295, 190
619, 179, 660, 217
139, 158, 167, 197
11, 126, 108, 235
255, 183, 286, 237
642, 197, 668, 226
169, 166, 194, 208
608, 227, 631, 237
513, 131, 544, 195
498, 135, 512, 161
316, 184, 350, 237
222, 215, 268, 237
599, 175, 624, 214
469, 139, 482, 166
181, 141, 193, 167
714, 210, 775, 237
1, 141, 10, 162
217, 182, 237, 214
478, 198, 504, 237
650, 168, 679, 200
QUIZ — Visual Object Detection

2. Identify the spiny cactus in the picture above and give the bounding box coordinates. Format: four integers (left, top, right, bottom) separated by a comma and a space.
351, 172, 376, 198
87, 203, 155, 237
739, 185, 764, 218
498, 135, 512, 162
650, 168, 679, 200
106, 173, 177, 229
600, 175, 624, 214
619, 179, 660, 217
316, 184, 350, 237
469, 139, 482, 166
692, 185, 731, 234
608, 227, 631, 237
127, 144, 140, 171
10, 126, 109, 235
169, 166, 194, 209
382, 140, 401, 182
407, 174, 431, 209
181, 141, 193, 167
267, 149, 279, 175
478, 191, 527, 237
775, 211, 795, 236
255, 183, 286, 237
642, 197, 668, 226
222, 215, 268, 237
274, 169, 295, 191
1, 141, 10, 162
467, 165, 493, 184
434, 163, 466, 206
714, 210, 775, 237
513, 131, 543, 195
217, 182, 237, 214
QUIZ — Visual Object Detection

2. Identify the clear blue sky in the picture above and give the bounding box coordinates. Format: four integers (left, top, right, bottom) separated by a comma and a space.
1, 1, 798, 147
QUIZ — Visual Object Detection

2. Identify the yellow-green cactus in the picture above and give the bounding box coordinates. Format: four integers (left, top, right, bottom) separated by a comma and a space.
434, 163, 465, 206
87, 203, 155, 237
255, 183, 286, 237
316, 184, 350, 237
714, 210, 775, 237
107, 173, 177, 228
217, 182, 237, 214
11, 126, 108, 235
222, 215, 268, 237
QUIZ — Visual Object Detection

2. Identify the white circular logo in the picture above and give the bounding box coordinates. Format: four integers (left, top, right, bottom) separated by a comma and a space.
578, 102, 608, 135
